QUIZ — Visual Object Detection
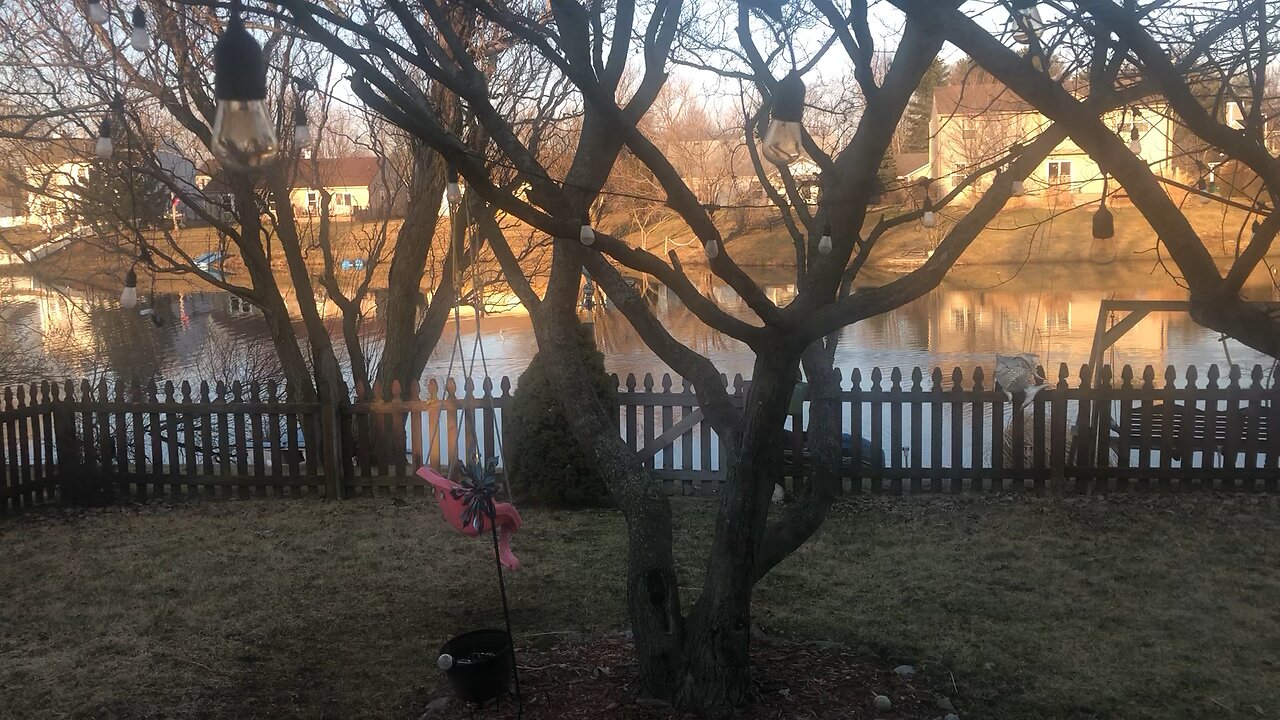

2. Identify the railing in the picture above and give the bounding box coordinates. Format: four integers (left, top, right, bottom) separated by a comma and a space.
1, 363, 1276, 511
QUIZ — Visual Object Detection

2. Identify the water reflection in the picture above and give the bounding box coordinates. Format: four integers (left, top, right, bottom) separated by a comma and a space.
2, 262, 1277, 387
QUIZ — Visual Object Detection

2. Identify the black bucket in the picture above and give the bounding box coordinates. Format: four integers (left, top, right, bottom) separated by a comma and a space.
440, 629, 512, 704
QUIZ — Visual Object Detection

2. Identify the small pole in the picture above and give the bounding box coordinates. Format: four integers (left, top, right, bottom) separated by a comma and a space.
488, 506, 522, 718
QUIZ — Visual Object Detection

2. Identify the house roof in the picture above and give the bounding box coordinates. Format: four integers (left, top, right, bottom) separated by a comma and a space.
292, 156, 385, 188
199, 155, 388, 195
894, 152, 929, 176
933, 83, 1033, 117
6, 137, 97, 168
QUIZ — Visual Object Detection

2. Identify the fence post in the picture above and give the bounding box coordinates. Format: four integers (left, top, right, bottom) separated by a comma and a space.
52, 397, 80, 505
320, 401, 345, 500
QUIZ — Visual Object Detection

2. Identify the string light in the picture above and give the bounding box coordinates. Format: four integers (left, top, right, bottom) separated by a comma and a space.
1090, 186, 1117, 264
1011, 178, 1025, 196
211, 1, 278, 171
130, 6, 150, 52
761, 72, 805, 166
446, 166, 462, 206
1011, 1, 1043, 44
120, 268, 138, 308
293, 105, 311, 146
87, 0, 108, 25
818, 224, 832, 254
1196, 177, 1212, 205
704, 238, 720, 259
1128, 108, 1143, 155
578, 213, 595, 246
95, 117, 114, 160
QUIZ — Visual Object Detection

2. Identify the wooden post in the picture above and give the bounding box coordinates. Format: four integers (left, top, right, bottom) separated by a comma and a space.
52, 391, 79, 506
320, 400, 345, 500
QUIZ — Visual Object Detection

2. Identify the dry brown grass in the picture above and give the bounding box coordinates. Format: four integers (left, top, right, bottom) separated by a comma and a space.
2, 494, 1278, 719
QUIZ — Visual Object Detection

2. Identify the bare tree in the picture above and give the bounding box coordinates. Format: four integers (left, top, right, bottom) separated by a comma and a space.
253, 0, 1082, 711
889, 0, 1279, 358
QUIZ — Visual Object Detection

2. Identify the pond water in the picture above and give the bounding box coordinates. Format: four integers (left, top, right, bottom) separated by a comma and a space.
2, 261, 1277, 389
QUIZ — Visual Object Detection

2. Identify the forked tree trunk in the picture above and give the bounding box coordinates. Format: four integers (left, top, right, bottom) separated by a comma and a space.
672, 350, 797, 712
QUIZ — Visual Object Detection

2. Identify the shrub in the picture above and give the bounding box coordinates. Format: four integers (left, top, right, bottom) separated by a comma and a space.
505, 324, 617, 507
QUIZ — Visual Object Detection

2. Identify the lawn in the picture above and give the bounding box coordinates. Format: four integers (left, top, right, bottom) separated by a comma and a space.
2, 495, 1278, 719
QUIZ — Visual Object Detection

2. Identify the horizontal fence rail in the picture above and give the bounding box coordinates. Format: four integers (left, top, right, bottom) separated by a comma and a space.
2, 363, 1277, 510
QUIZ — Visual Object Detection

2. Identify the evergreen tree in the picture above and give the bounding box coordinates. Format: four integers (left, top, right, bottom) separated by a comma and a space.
901, 58, 949, 153
73, 158, 169, 229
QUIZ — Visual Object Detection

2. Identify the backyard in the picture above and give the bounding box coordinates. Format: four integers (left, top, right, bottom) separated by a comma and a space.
2, 494, 1277, 719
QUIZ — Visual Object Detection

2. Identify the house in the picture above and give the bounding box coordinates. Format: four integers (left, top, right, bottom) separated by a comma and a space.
6, 139, 96, 231
196, 156, 404, 220
287, 156, 403, 218
1, 138, 197, 231
929, 82, 1177, 201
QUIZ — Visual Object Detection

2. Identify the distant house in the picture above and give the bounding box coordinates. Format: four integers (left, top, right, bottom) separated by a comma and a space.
929, 83, 1176, 201
12, 139, 95, 231
287, 156, 403, 218
196, 156, 404, 220
1, 138, 196, 231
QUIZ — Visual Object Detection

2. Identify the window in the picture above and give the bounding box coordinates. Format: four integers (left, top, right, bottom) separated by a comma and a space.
1046, 160, 1072, 187
334, 192, 353, 206
306, 191, 319, 213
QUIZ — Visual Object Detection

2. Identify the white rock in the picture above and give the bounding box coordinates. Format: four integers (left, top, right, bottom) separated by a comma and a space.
873, 694, 892, 712
772, 484, 785, 503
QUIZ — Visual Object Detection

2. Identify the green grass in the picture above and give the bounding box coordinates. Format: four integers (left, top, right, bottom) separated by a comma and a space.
2, 495, 1278, 719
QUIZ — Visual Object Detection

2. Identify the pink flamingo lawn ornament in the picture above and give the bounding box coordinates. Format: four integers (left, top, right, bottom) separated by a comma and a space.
417, 465, 523, 571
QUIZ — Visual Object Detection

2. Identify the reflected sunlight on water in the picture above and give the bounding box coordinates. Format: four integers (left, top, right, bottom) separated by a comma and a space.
3, 260, 1277, 388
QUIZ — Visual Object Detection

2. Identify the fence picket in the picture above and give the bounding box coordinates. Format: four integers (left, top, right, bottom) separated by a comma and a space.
1, 365, 1275, 509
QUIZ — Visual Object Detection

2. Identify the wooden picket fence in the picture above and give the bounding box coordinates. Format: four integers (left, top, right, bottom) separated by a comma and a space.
1, 363, 1277, 511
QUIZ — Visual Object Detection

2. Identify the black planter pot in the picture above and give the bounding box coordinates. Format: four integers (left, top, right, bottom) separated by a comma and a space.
440, 629, 512, 704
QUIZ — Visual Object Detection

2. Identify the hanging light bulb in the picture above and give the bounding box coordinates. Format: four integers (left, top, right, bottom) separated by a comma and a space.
1090, 199, 1117, 264
761, 72, 805, 166
1196, 177, 1212, 205
293, 106, 311, 146
95, 117, 113, 160
579, 213, 595, 246
704, 239, 719, 259
87, 0, 108, 25
121, 268, 138, 309
1011, 178, 1026, 196
1128, 126, 1142, 155
130, 6, 150, 52
921, 193, 937, 228
1011, 1, 1043, 44
445, 166, 462, 206
211, 4, 278, 172
818, 224, 832, 255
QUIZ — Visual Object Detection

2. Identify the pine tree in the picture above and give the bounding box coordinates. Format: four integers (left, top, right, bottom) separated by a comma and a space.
901, 58, 949, 153
73, 158, 168, 229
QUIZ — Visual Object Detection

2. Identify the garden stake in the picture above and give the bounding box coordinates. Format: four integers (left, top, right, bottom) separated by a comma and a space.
489, 504, 523, 718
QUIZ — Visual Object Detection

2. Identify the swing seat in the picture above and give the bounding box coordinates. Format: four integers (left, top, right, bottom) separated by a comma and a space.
417, 466, 523, 571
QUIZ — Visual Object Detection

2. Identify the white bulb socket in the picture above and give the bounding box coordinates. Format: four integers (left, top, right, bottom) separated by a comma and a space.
87, 0, 108, 24
131, 26, 150, 52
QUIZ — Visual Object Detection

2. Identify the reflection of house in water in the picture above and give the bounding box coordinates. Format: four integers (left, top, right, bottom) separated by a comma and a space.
227, 294, 259, 318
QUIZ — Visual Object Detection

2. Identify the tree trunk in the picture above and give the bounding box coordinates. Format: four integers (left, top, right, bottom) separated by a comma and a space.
673, 348, 798, 712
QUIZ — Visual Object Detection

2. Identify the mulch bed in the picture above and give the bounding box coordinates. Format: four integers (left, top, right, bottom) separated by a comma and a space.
422, 633, 956, 719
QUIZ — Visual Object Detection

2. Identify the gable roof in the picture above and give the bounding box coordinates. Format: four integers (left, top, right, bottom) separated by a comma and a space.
198, 155, 389, 195
894, 152, 929, 176
933, 83, 1032, 117
292, 156, 384, 188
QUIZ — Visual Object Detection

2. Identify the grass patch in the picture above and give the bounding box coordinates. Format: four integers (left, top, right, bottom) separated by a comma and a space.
2, 495, 1278, 719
